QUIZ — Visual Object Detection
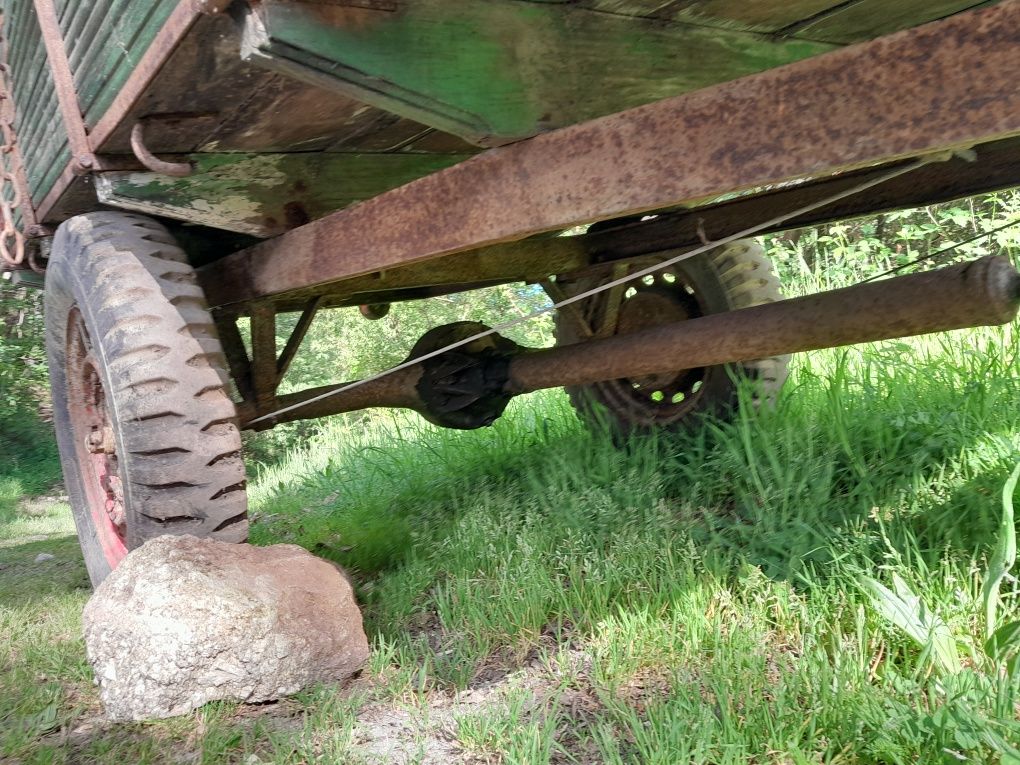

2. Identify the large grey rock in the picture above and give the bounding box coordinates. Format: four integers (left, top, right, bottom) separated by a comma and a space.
83, 535, 369, 721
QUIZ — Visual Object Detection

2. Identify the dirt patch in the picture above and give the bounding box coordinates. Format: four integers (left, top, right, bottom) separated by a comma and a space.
347, 649, 599, 764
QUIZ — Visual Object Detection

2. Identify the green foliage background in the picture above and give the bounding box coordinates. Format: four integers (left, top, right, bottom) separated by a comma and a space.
0, 282, 58, 496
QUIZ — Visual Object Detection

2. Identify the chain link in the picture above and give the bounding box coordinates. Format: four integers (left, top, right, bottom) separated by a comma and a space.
0, 15, 27, 268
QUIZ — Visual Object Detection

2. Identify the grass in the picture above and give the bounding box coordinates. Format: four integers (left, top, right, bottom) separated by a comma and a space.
0, 423, 61, 520
2, 321, 1019, 763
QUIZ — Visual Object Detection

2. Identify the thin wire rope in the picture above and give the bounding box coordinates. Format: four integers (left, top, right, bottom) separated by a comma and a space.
860, 216, 1019, 283
248, 154, 948, 426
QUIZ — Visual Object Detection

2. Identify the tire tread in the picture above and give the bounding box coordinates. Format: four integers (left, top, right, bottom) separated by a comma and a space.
47, 212, 247, 559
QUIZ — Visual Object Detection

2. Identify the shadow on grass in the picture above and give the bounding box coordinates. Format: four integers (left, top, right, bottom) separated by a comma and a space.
252, 408, 1015, 583
247, 335, 1020, 667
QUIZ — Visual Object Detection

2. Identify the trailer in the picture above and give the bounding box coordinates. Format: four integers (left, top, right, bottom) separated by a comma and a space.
0, 0, 1018, 585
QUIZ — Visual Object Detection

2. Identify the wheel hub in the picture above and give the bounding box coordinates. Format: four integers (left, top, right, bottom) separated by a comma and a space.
617, 287, 695, 389
66, 308, 127, 561
602, 268, 707, 416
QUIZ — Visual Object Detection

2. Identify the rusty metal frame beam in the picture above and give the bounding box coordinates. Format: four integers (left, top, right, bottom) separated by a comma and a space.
32, 0, 93, 172
264, 233, 589, 313
275, 296, 322, 383
217, 294, 324, 417
249, 303, 279, 413
216, 135, 1020, 314
214, 311, 254, 403
201, 132, 1020, 315
579, 138, 1020, 264
199, 1, 1020, 308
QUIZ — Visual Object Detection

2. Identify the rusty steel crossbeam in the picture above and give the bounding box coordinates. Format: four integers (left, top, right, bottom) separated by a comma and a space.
226, 136, 1020, 315
579, 139, 1020, 267
199, 0, 1020, 308
249, 303, 279, 411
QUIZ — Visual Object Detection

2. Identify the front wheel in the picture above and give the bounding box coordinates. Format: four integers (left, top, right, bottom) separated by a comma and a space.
45, 212, 248, 585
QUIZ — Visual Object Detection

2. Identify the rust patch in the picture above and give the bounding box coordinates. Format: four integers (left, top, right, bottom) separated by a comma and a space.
283, 201, 311, 228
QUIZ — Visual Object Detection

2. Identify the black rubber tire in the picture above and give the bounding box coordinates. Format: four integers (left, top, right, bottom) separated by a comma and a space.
554, 240, 789, 434
45, 212, 247, 586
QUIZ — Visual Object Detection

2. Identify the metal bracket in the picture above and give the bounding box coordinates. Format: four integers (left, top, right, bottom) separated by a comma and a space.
32, 0, 96, 173
129, 122, 193, 178
215, 297, 323, 415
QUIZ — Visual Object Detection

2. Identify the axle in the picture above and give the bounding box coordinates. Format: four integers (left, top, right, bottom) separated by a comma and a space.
239, 256, 1020, 430
509, 255, 1019, 394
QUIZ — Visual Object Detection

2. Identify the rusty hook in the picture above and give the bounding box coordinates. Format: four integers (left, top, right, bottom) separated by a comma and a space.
129, 122, 193, 177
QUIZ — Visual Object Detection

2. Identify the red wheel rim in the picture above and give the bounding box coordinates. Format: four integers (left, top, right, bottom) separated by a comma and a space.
65, 307, 128, 568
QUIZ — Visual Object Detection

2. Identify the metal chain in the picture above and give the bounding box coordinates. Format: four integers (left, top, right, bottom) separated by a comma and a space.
247, 152, 959, 426
0, 13, 26, 268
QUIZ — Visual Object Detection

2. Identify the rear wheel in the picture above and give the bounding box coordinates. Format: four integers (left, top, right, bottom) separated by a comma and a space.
554, 240, 788, 434
45, 212, 248, 585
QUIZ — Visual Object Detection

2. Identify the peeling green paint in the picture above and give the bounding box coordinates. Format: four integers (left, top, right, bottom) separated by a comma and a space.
94, 152, 471, 237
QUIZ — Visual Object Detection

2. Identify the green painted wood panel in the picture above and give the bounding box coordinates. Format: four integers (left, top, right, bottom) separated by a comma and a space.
1, 0, 70, 204
791, 0, 993, 43
243, 0, 834, 146
0, 0, 178, 206
94, 152, 471, 237
54, 0, 179, 127
582, 0, 846, 33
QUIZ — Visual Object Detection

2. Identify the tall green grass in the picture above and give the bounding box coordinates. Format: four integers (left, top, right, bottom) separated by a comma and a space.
3, 332, 1018, 762
237, 321, 1020, 763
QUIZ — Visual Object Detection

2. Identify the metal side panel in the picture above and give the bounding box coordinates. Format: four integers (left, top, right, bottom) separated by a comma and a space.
54, 0, 178, 127
3, 0, 69, 204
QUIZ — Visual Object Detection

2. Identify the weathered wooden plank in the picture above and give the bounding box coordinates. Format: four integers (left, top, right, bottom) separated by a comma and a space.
791, 0, 992, 43
582, 0, 848, 33
52, 0, 179, 126
242, 0, 834, 145
93, 13, 478, 158
93, 152, 472, 237
3, 0, 68, 204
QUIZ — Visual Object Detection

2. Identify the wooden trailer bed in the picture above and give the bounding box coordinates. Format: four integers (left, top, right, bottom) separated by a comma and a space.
0, 1, 1013, 239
